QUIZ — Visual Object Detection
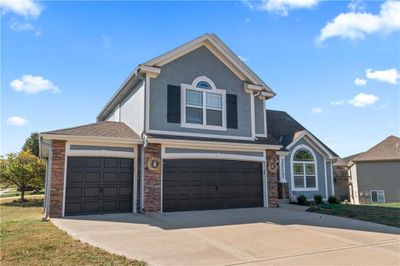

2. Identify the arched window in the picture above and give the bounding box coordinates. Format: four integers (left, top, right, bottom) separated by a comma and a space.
292, 146, 317, 190
182, 76, 226, 130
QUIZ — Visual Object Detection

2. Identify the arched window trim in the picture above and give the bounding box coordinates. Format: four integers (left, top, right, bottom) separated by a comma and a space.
181, 76, 227, 131
290, 144, 319, 192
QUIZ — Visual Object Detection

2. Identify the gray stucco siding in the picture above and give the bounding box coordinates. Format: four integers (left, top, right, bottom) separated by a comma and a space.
255, 98, 265, 135
284, 138, 329, 200
149, 46, 252, 137
356, 161, 400, 203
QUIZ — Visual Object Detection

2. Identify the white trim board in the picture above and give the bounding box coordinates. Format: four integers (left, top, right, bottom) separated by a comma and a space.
286, 131, 336, 160
61, 142, 138, 217
290, 144, 319, 192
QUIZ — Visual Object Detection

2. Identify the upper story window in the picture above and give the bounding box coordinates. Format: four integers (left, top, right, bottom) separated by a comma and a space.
181, 76, 226, 131
292, 145, 318, 191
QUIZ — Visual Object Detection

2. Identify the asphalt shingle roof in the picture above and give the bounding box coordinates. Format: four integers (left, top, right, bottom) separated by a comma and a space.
266, 110, 338, 157
43, 121, 140, 139
352, 135, 400, 162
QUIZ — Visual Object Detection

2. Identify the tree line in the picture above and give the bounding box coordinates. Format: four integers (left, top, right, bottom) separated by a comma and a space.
0, 133, 45, 201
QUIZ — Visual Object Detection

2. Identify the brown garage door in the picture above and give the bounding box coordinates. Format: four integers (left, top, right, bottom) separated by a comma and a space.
65, 157, 133, 216
163, 159, 263, 212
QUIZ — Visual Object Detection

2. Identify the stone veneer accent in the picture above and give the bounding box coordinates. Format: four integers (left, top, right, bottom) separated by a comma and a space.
143, 143, 162, 212
266, 150, 279, 207
49, 140, 66, 217
278, 182, 289, 199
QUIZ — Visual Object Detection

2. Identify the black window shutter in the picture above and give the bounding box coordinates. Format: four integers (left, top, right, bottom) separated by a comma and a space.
227, 94, 238, 129
167, 85, 181, 123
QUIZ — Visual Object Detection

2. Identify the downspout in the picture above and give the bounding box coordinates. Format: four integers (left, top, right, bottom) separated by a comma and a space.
137, 70, 146, 213
42, 140, 52, 220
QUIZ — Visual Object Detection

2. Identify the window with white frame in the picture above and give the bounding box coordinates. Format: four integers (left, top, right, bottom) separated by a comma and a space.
292, 147, 317, 190
182, 76, 226, 130
370, 190, 385, 203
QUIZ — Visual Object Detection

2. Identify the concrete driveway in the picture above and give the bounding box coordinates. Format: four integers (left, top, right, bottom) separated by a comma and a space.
52, 206, 400, 266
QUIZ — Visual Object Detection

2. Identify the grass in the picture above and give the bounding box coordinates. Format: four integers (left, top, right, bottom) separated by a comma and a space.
367, 202, 400, 208
308, 203, 400, 228
0, 187, 44, 198
0, 199, 145, 266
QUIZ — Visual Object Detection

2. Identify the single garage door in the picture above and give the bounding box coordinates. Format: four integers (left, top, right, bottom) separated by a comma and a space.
65, 157, 134, 216
163, 159, 263, 212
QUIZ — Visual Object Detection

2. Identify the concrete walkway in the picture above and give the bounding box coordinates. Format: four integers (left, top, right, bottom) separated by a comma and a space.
52, 207, 400, 266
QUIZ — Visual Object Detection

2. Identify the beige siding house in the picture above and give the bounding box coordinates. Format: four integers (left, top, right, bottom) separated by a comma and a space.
348, 135, 400, 204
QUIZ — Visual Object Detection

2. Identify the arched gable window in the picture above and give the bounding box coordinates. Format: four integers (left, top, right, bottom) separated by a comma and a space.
181, 76, 226, 130
291, 145, 318, 191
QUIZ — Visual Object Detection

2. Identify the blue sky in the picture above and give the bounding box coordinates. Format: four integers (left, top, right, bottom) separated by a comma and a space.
1, 0, 399, 157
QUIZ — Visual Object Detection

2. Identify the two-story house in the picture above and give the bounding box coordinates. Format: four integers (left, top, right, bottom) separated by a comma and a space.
40, 33, 338, 218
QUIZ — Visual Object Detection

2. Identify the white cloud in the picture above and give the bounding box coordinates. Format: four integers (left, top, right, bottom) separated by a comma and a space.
317, 0, 400, 43
9, 18, 41, 36
10, 75, 59, 94
348, 0, 366, 12
366, 68, 399, 84
354, 78, 367, 86
330, 100, 344, 106
6, 116, 28, 126
348, 93, 379, 107
312, 107, 322, 113
0, 0, 42, 18
242, 0, 319, 16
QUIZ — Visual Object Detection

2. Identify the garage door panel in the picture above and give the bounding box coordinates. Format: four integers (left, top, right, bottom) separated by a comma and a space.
67, 172, 83, 183
85, 172, 101, 183
68, 157, 85, 169
86, 157, 101, 168
104, 158, 118, 168
66, 187, 82, 198
103, 172, 118, 183
84, 187, 100, 198
65, 157, 133, 216
120, 158, 133, 169
163, 159, 263, 212
119, 172, 132, 183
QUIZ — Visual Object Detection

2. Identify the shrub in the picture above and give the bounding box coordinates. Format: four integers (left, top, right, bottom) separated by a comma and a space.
328, 196, 338, 204
314, 195, 323, 205
297, 195, 308, 206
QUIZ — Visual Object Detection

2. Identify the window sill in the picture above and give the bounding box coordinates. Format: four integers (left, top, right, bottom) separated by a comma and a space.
292, 188, 319, 192
181, 123, 227, 131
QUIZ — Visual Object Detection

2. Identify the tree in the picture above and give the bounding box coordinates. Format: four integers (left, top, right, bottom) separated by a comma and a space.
22, 132, 39, 157
0, 151, 46, 201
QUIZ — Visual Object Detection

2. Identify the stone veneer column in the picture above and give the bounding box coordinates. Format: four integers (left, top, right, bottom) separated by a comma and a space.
49, 140, 66, 218
266, 150, 279, 207
143, 143, 162, 212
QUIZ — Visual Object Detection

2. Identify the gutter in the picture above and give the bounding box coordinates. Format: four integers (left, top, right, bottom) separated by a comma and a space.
40, 139, 52, 220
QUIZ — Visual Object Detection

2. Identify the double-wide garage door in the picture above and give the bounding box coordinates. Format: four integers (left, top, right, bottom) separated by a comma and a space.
65, 157, 134, 216
163, 159, 263, 212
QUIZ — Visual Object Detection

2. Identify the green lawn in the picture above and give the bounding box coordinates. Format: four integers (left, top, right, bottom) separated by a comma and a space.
308, 203, 400, 228
0, 199, 145, 266
0, 187, 44, 198
367, 202, 400, 208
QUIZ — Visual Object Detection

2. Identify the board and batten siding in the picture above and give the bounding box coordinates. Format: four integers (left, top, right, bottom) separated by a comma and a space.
106, 81, 145, 135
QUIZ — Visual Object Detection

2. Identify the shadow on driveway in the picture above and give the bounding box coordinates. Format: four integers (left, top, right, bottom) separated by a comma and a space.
60, 206, 400, 235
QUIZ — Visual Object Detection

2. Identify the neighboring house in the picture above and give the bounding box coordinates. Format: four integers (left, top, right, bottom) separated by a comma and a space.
266, 110, 338, 202
39, 33, 337, 218
347, 135, 400, 204
332, 158, 350, 201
